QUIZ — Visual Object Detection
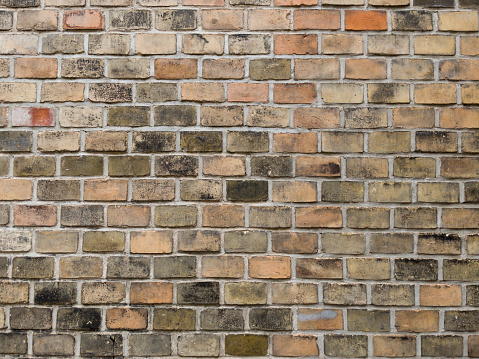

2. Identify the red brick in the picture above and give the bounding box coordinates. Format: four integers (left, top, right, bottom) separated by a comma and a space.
12, 108, 55, 127
275, 34, 318, 55
14, 205, 57, 227
228, 83, 268, 103
346, 10, 388, 31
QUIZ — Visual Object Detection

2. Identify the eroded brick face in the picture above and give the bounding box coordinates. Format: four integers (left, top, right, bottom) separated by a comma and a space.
0, 0, 478, 357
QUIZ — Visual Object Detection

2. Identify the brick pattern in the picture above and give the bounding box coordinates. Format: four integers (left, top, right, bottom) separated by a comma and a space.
0, 0, 479, 356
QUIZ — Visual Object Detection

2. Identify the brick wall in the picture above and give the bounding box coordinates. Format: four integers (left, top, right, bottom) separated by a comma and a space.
0, 0, 478, 356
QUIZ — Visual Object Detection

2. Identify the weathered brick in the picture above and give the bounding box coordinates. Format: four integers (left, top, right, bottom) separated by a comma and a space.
324, 334, 368, 357
153, 308, 196, 330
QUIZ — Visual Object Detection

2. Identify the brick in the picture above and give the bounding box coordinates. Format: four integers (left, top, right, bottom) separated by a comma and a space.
106, 307, 148, 330
466, 182, 479, 201
109, 58, 149, 79
322, 34, 363, 54
60, 256, 103, 278
324, 282, 367, 305
250, 308, 292, 330
345, 10, 387, 31
180, 179, 222, 201
273, 181, 317, 203
10, 307, 52, 330
88, 34, 130, 55
273, 335, 319, 357
156, 9, 197, 31
373, 335, 416, 357
155, 58, 197, 79
395, 310, 439, 332
324, 334, 368, 358
178, 281, 219, 304
17, 9, 57, 30
296, 258, 342, 279
294, 59, 339, 81
81, 282, 125, 304
34, 281, 76, 305
181, 82, 225, 102
444, 310, 479, 331
83, 231, 125, 252
248, 9, 290, 30
202, 205, 244, 227
36, 231, 78, 253
89, 83, 132, 103
368, 34, 409, 55
0, 230, 32, 252
178, 229, 220, 252
368, 83, 410, 103
272, 232, 317, 254
395, 258, 438, 281
251, 156, 292, 177
298, 308, 343, 330
154, 205, 197, 227
202, 256, 244, 278
422, 335, 463, 357
461, 36, 479, 55
470, 336, 479, 357
202, 9, 243, 30
110, 10, 150, 30
178, 334, 220, 357
109, 156, 150, 177
372, 283, 414, 306
183, 34, 224, 55
61, 156, 103, 176
42, 34, 84, 54
80, 334, 122, 357
107, 256, 149, 279
322, 131, 363, 153
61, 58, 104, 78
415, 0, 453, 6
322, 83, 363, 104
63, 10, 104, 30
0, 83, 37, 102
438, 11, 479, 31
227, 131, 269, 152
348, 309, 390, 332
296, 156, 341, 177
61, 205, 104, 227
272, 282, 318, 304
200, 308, 243, 331
249, 255, 291, 279
392, 10, 432, 30
369, 181, 411, 203
0, 35, 38, 55
41, 82, 84, 102
0, 11, 13, 30
323, 233, 366, 254
444, 259, 479, 281
250, 205, 292, 228
0, 281, 29, 304
369, 131, 410, 153
14, 156, 55, 176
13, 257, 54, 278
348, 258, 390, 280
224, 231, 268, 253
347, 157, 388, 178
443, 208, 479, 229
415, 35, 456, 55
203, 59, 244, 79
33, 334, 75, 357
229, 34, 271, 54
274, 83, 316, 104
229, 83, 268, 103
128, 334, 171, 357
14, 205, 56, 227
135, 34, 176, 55
153, 308, 196, 330
275, 34, 318, 54
346, 59, 387, 80
0, 333, 28, 355
392, 59, 434, 80
201, 106, 243, 127
296, 206, 342, 228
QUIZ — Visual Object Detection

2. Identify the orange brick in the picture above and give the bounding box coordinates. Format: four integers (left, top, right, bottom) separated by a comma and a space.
130, 231, 173, 254
106, 307, 148, 330
420, 284, 462, 307
84, 179, 128, 201
395, 310, 439, 333
275, 34, 318, 55
181, 83, 225, 102
228, 83, 268, 103
295, 206, 342, 228
155, 59, 197, 79
345, 10, 387, 31
15, 58, 57, 79
14, 205, 57, 227
373, 335, 416, 357
273, 335, 319, 357
249, 256, 291, 279
63, 10, 104, 30
202, 205, 245, 228
130, 282, 173, 304
273, 133, 318, 153
274, 83, 317, 104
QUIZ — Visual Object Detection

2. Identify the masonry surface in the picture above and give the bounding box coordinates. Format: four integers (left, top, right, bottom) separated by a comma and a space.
0, 0, 478, 357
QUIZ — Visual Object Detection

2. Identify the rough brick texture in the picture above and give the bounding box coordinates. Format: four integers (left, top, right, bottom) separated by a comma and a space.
0, 0, 478, 357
